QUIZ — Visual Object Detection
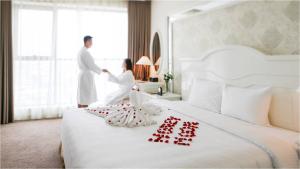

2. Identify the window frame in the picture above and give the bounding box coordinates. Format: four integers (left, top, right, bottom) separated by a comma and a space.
13, 3, 127, 60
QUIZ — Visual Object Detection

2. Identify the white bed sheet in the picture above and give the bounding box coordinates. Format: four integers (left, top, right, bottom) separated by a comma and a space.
61, 100, 299, 168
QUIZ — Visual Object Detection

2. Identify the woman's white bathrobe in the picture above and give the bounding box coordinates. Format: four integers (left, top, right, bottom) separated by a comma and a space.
77, 47, 101, 105
106, 70, 135, 105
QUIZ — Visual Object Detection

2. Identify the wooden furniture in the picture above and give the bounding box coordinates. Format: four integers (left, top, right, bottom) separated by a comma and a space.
138, 91, 181, 103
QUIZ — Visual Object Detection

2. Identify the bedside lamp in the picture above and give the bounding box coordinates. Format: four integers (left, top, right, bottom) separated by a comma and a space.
136, 56, 152, 65
149, 65, 158, 82
149, 57, 160, 82
136, 56, 152, 81
154, 57, 160, 66
154, 57, 160, 71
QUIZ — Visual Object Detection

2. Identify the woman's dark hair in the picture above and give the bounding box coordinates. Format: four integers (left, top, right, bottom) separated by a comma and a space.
124, 58, 133, 71
83, 35, 92, 43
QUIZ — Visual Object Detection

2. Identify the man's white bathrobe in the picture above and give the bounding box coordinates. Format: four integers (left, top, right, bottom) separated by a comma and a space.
106, 70, 135, 105
77, 47, 101, 105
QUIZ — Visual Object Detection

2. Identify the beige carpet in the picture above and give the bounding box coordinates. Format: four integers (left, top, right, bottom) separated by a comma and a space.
1, 119, 63, 168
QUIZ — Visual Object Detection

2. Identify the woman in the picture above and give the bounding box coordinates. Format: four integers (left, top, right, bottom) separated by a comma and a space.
103, 58, 135, 105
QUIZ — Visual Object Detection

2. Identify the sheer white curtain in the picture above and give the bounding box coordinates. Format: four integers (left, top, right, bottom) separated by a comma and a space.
12, 0, 128, 120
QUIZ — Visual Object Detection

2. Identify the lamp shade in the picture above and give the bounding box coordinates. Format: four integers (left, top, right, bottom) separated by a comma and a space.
150, 65, 158, 78
136, 56, 152, 65
154, 57, 160, 66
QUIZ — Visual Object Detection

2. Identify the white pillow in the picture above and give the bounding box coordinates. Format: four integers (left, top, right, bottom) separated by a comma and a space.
221, 85, 272, 126
269, 88, 300, 132
188, 79, 223, 113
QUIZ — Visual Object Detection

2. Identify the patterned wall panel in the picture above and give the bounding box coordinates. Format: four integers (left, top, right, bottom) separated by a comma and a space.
172, 0, 299, 93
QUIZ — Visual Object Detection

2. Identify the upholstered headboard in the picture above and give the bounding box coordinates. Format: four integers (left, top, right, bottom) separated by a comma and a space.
180, 45, 299, 132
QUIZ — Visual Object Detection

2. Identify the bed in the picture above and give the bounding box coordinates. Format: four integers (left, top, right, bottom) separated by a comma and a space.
61, 45, 300, 168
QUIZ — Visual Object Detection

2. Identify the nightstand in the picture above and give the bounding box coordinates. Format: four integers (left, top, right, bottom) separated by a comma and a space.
135, 80, 164, 94
139, 92, 181, 102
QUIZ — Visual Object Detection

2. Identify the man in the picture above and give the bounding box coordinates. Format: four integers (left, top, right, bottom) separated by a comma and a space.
77, 36, 102, 108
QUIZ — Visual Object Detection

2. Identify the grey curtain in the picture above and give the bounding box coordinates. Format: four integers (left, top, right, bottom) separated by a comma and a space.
128, 0, 151, 80
0, 0, 14, 124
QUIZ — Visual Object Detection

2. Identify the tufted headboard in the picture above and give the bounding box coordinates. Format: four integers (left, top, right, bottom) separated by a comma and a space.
180, 45, 299, 132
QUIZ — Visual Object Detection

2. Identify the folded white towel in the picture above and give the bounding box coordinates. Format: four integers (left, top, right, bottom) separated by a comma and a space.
105, 106, 156, 128
86, 103, 156, 128
141, 101, 163, 115
86, 103, 132, 118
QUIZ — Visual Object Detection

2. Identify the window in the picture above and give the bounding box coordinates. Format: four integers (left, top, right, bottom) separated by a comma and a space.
17, 9, 53, 58
13, 4, 128, 120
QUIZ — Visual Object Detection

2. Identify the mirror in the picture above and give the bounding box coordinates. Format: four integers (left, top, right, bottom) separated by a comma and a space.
152, 32, 161, 71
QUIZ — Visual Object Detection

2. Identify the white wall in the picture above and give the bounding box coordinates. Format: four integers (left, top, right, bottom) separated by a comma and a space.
151, 0, 209, 73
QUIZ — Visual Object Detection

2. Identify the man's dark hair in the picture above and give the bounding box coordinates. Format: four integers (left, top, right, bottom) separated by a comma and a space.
83, 35, 93, 43
124, 58, 133, 71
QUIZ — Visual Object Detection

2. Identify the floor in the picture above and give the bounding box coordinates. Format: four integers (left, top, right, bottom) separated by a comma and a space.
1, 119, 63, 168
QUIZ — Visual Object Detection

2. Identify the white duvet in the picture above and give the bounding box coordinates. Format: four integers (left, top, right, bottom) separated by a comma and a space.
61, 100, 299, 168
